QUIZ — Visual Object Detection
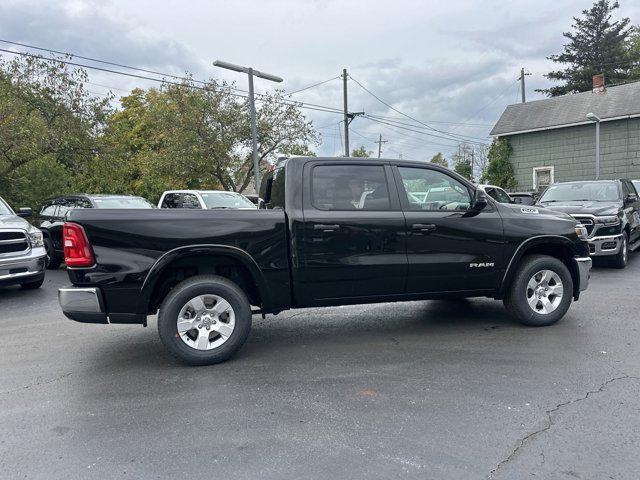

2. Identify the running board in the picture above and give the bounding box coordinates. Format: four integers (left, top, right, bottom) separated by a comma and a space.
629, 239, 640, 252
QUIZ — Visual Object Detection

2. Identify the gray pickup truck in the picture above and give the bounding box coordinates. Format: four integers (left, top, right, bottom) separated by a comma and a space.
0, 196, 46, 289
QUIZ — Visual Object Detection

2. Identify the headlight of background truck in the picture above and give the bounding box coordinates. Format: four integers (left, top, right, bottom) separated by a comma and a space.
27, 230, 44, 248
594, 215, 620, 226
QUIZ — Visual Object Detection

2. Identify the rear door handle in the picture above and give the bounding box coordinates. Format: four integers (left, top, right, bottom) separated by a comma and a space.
314, 224, 340, 232
412, 223, 436, 233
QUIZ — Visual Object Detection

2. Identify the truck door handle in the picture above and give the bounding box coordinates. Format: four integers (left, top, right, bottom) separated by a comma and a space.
412, 223, 436, 233
314, 224, 340, 232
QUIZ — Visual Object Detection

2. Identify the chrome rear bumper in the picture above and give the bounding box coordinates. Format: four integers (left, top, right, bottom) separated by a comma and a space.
58, 287, 108, 323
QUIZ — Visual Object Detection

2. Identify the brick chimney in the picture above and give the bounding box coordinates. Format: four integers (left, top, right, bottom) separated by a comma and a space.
592, 73, 605, 93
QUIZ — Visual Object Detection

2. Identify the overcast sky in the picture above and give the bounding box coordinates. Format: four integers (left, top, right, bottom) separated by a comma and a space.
1, 0, 639, 160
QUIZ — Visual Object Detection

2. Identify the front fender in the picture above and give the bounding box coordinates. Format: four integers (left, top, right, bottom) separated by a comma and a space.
139, 244, 271, 313
498, 235, 583, 299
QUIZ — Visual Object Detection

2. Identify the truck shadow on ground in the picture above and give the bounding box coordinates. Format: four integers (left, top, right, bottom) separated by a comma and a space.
81, 297, 559, 373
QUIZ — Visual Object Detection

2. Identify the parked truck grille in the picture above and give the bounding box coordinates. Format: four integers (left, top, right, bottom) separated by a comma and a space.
0, 231, 29, 256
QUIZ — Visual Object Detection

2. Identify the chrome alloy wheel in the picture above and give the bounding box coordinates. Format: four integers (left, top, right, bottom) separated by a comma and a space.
176, 294, 236, 350
526, 270, 563, 315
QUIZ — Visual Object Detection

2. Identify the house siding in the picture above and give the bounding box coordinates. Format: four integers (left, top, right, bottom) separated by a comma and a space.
504, 117, 640, 191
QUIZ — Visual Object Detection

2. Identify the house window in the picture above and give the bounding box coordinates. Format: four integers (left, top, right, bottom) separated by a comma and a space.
533, 166, 554, 191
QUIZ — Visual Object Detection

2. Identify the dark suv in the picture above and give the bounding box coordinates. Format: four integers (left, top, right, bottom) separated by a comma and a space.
537, 179, 640, 268
37, 194, 154, 269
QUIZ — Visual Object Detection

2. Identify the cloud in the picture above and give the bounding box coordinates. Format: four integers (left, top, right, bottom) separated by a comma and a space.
2, 0, 639, 160
0, 0, 207, 77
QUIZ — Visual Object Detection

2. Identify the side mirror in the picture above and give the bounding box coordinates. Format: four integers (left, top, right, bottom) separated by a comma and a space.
471, 190, 489, 211
16, 207, 32, 218
625, 194, 638, 205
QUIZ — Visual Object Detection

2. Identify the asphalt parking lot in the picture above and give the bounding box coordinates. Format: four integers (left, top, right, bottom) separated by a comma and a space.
1, 259, 639, 480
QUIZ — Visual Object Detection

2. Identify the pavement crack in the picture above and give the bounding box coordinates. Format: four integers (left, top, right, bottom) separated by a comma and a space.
488, 374, 640, 479
0, 372, 73, 395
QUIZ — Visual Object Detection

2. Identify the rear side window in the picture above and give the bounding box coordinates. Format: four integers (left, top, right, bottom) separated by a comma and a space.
161, 193, 201, 209
40, 204, 57, 216
312, 164, 390, 211
181, 194, 202, 209
161, 193, 181, 208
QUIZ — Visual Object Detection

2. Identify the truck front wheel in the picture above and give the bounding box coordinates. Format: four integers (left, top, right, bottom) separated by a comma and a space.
503, 255, 573, 327
157, 275, 252, 365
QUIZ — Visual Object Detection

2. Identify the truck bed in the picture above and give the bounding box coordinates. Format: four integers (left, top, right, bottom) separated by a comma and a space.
66, 208, 290, 319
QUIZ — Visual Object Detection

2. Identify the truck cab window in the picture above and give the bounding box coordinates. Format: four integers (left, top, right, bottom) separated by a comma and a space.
397, 167, 470, 211
181, 194, 202, 209
312, 165, 390, 211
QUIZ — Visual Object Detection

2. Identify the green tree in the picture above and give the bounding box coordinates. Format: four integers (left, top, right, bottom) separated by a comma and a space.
539, 0, 635, 96
429, 152, 447, 167
628, 26, 640, 79
84, 80, 319, 201
0, 55, 111, 210
453, 157, 472, 180
481, 138, 517, 190
351, 145, 372, 158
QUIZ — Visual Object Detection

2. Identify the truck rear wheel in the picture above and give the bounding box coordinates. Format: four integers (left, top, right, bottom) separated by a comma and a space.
157, 275, 252, 365
503, 255, 573, 327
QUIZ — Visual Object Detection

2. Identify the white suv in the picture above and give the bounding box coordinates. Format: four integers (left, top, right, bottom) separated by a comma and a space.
158, 190, 256, 210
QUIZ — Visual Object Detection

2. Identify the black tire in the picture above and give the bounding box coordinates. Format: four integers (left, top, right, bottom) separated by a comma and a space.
44, 237, 62, 270
610, 231, 628, 269
20, 274, 45, 290
157, 275, 252, 366
503, 254, 573, 327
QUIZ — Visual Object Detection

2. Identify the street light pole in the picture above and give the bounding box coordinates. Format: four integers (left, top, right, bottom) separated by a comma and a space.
586, 113, 601, 180
247, 68, 259, 195
213, 60, 283, 194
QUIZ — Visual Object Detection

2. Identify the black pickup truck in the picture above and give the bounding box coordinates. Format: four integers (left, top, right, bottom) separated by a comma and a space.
537, 179, 640, 268
59, 157, 592, 365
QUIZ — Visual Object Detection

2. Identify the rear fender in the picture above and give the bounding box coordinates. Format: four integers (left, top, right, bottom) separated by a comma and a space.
139, 244, 270, 313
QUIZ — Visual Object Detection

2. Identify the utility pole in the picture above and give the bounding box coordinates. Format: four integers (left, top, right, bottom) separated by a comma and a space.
343, 68, 349, 156
519, 68, 531, 103
470, 148, 475, 182
375, 134, 388, 158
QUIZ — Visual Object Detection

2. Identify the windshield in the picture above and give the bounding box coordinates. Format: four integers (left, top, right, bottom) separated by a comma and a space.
0, 197, 13, 215
200, 192, 256, 209
539, 182, 620, 203
92, 197, 154, 209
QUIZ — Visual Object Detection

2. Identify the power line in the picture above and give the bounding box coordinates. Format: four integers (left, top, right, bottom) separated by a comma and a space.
362, 114, 489, 147
449, 78, 519, 132
0, 46, 347, 117
0, 38, 237, 91
288, 76, 340, 95
348, 74, 489, 144
364, 113, 493, 127
364, 113, 492, 135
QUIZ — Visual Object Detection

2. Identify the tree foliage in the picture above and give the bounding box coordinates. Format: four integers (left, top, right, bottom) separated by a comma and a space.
0, 55, 319, 209
480, 138, 517, 190
429, 152, 447, 167
0, 55, 112, 209
540, 0, 637, 96
351, 145, 372, 158
453, 157, 472, 180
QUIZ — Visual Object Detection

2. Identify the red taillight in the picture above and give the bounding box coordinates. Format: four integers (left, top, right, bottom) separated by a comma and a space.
63, 222, 95, 268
